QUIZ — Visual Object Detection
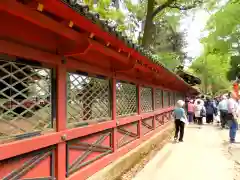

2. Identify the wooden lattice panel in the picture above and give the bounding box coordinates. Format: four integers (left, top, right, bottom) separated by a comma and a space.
116, 122, 138, 148
0, 146, 55, 180
67, 72, 111, 128
140, 87, 153, 113
66, 130, 113, 176
175, 92, 184, 103
155, 88, 163, 109
141, 117, 154, 135
155, 114, 164, 127
116, 81, 137, 117
170, 91, 175, 106
163, 91, 169, 108
0, 57, 53, 144
163, 113, 170, 123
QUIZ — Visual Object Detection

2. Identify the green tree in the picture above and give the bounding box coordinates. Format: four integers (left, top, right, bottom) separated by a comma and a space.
83, 0, 216, 70
142, 0, 204, 48
190, 52, 231, 95
189, 0, 240, 95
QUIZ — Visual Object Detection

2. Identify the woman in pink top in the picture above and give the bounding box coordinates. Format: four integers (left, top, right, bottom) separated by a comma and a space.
187, 100, 194, 123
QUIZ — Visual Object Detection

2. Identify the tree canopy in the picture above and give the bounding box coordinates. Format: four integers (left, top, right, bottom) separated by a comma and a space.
189, 0, 240, 96
82, 0, 210, 70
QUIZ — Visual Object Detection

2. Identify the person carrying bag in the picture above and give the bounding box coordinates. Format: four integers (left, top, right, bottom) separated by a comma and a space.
195, 100, 205, 125
173, 100, 187, 142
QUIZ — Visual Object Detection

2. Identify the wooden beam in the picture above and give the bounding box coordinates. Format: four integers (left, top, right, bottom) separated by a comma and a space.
0, 1, 86, 42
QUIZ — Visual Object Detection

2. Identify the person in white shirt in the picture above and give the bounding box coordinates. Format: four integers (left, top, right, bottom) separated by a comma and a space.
194, 95, 205, 107
194, 100, 206, 126
194, 95, 205, 123
227, 92, 238, 143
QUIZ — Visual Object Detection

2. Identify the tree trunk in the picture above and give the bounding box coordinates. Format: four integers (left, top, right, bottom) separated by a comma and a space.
142, 0, 154, 48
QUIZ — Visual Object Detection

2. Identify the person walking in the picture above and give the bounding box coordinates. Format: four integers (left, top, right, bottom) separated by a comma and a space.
227, 92, 238, 143
194, 100, 205, 126
194, 95, 205, 123
187, 100, 194, 123
173, 100, 187, 142
194, 95, 205, 107
218, 95, 228, 128
205, 97, 217, 124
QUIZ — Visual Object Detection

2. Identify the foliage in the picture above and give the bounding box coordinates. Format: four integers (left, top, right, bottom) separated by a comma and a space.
190, 0, 240, 95
84, 0, 125, 25
189, 53, 231, 95
154, 52, 182, 70
203, 1, 240, 54
228, 56, 240, 81
83, 0, 213, 70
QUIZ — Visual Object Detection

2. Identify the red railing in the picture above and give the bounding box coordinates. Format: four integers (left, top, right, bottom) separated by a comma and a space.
0, 55, 180, 180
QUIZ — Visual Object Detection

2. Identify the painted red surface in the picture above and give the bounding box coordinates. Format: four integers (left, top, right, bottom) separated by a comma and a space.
141, 117, 154, 135
233, 82, 239, 99
0, 1, 197, 179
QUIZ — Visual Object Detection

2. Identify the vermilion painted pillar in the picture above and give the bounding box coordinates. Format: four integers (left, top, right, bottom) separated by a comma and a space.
173, 92, 176, 106
152, 88, 156, 129
137, 85, 142, 138
168, 91, 171, 107
112, 78, 117, 151
162, 90, 164, 108
55, 64, 67, 180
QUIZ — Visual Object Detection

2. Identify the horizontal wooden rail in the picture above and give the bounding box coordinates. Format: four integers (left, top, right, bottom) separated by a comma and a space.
0, 107, 174, 161
67, 121, 172, 180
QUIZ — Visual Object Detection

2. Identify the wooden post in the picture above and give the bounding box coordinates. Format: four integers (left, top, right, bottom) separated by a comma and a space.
137, 85, 142, 138
152, 87, 156, 129
112, 78, 117, 151
55, 64, 67, 180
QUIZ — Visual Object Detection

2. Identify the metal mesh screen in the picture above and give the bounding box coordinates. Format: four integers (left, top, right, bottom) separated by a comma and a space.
163, 90, 169, 108
67, 72, 111, 127
155, 88, 162, 109
0, 58, 52, 143
140, 87, 153, 112
116, 82, 137, 117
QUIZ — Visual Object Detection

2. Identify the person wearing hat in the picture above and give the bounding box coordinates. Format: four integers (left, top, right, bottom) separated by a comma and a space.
173, 100, 187, 142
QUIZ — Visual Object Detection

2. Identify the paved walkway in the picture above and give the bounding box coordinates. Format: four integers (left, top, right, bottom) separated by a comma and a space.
133, 124, 240, 180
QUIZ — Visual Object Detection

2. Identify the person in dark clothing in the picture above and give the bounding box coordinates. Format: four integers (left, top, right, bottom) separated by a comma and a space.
205, 97, 217, 124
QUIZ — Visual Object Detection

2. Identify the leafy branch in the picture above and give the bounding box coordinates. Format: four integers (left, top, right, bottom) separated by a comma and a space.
152, 0, 203, 18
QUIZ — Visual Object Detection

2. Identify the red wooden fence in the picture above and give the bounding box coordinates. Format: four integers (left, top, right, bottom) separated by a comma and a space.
0, 1, 195, 180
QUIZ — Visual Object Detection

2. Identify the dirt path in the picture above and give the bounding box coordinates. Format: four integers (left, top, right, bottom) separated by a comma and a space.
131, 124, 240, 180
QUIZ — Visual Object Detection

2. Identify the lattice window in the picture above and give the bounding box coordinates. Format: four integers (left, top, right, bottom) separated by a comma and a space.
172, 92, 175, 106
140, 87, 153, 112
0, 57, 53, 143
175, 92, 184, 103
67, 72, 111, 127
169, 91, 175, 106
155, 88, 162, 109
116, 81, 137, 117
163, 90, 169, 108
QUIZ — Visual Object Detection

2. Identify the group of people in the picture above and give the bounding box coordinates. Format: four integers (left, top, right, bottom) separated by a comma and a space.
173, 92, 240, 143
187, 95, 217, 125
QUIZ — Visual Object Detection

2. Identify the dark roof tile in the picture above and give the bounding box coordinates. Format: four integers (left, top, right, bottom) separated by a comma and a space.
61, 0, 199, 90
